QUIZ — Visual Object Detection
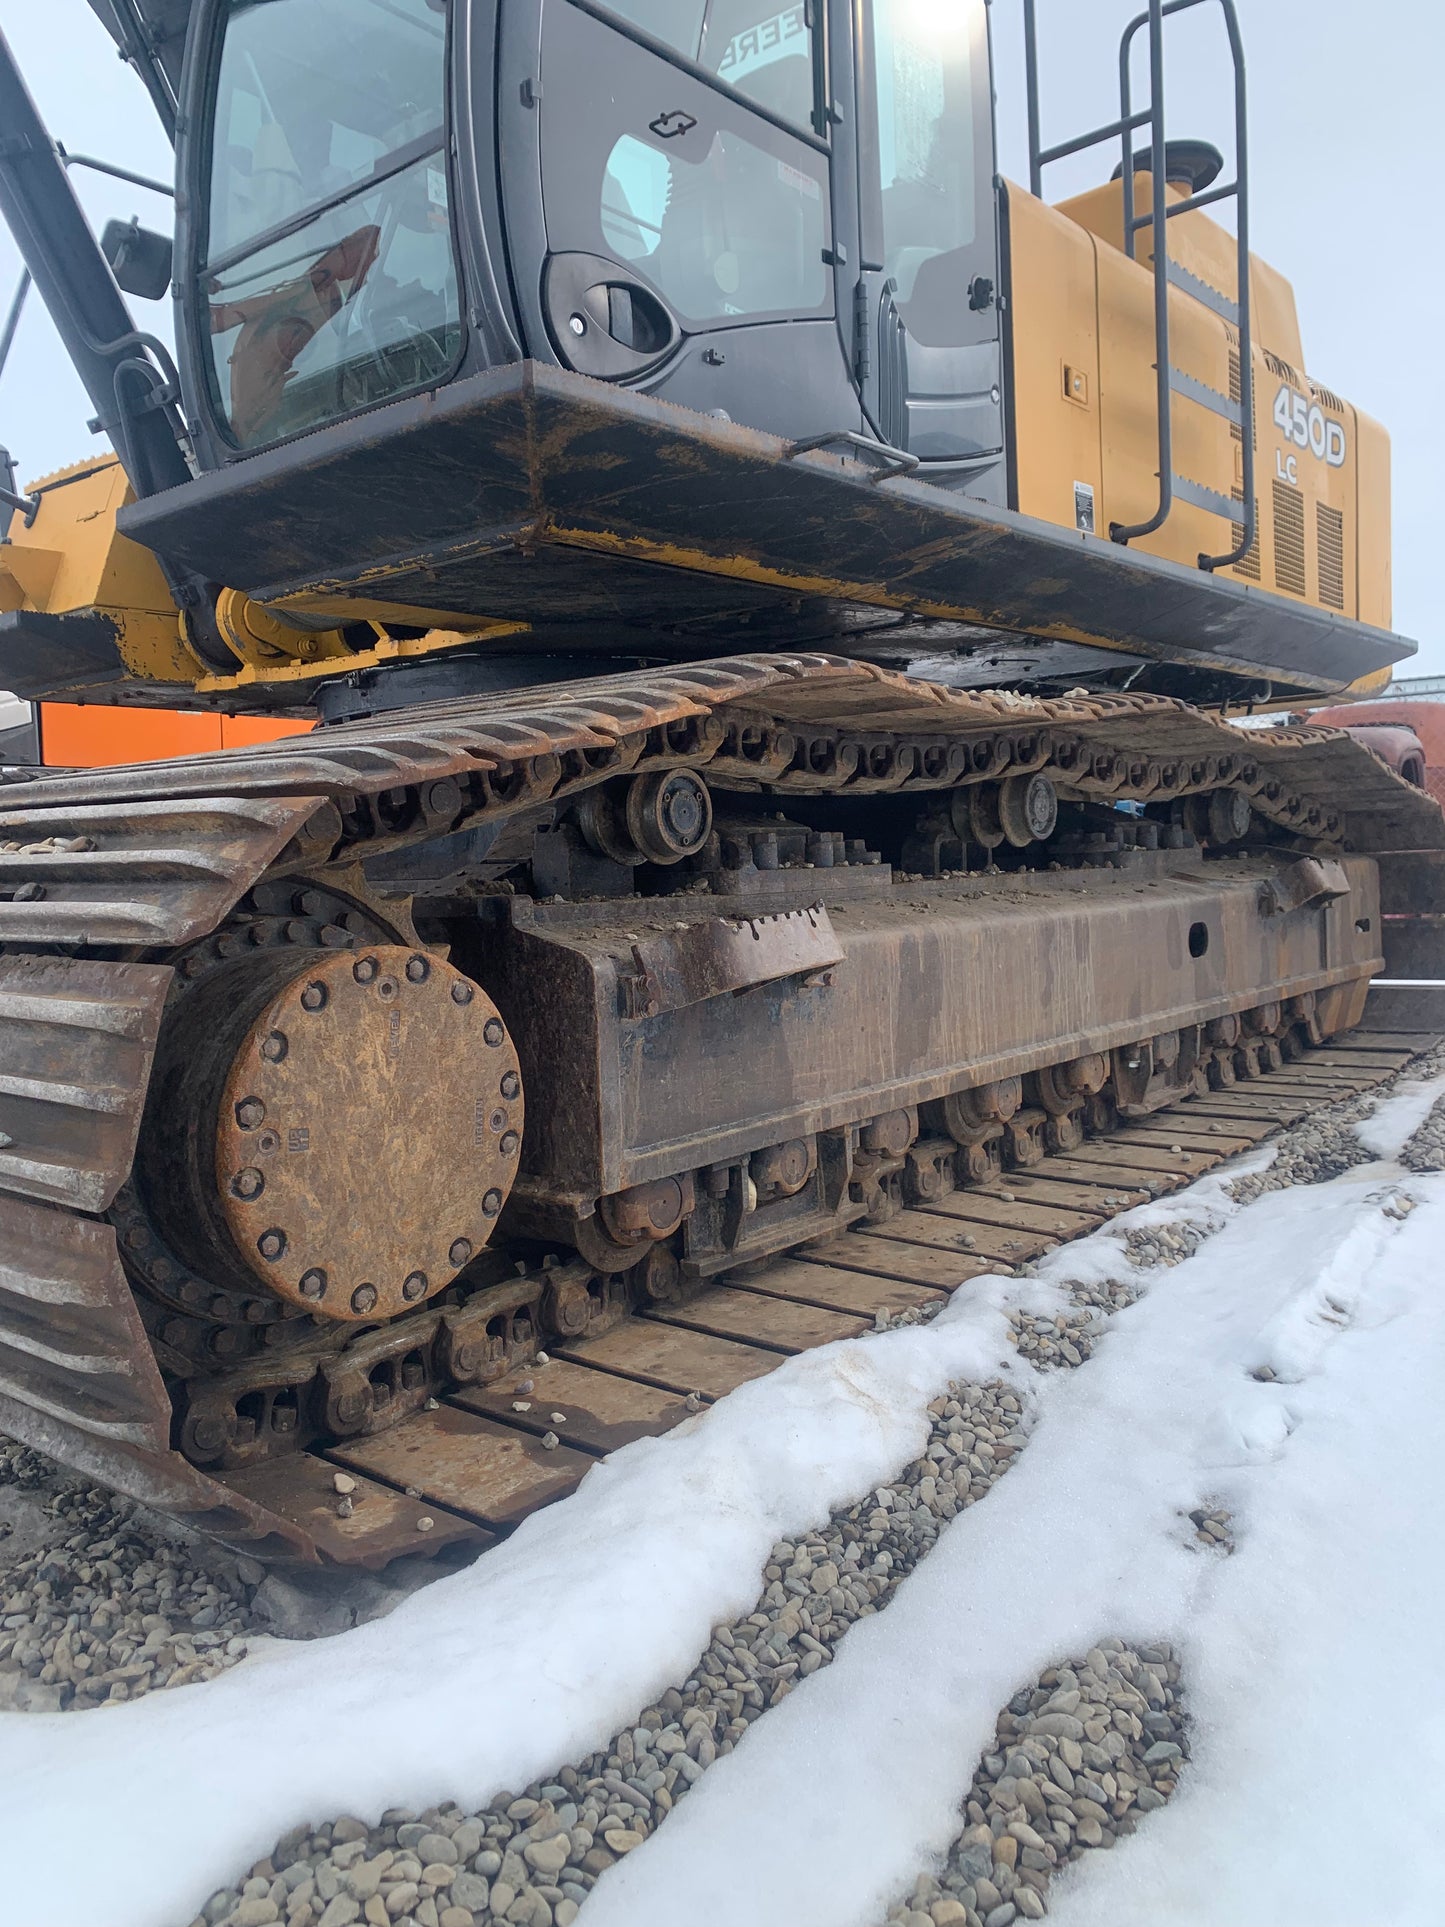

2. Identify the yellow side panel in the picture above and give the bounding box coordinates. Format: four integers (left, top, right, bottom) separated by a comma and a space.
1006, 177, 1383, 631
1004, 188, 1102, 530
1057, 176, 1304, 366
1354, 404, 1393, 632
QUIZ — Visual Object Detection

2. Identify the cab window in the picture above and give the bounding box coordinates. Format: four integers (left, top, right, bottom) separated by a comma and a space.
601, 1, 817, 131
201, 0, 462, 449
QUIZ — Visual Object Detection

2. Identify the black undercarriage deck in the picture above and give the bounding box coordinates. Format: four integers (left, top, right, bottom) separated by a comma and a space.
116, 363, 1409, 702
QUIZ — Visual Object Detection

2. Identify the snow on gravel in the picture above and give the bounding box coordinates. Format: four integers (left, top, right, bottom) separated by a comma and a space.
4, 1072, 1445, 1927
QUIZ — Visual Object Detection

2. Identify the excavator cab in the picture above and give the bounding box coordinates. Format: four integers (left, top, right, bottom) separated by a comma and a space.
181, 0, 1004, 483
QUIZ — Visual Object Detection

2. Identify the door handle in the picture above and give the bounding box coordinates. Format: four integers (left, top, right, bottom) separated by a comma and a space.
544, 252, 681, 380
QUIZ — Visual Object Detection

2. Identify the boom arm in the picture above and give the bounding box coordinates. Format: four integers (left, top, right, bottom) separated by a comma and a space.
0, 28, 190, 499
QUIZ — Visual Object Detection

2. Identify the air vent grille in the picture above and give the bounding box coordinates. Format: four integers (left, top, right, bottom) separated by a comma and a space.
1317, 502, 1345, 610
1273, 480, 1307, 597
1230, 488, 1261, 580
1227, 348, 1257, 448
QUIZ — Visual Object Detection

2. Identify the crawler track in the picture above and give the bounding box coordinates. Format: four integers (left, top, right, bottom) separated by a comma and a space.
0, 655, 1438, 1566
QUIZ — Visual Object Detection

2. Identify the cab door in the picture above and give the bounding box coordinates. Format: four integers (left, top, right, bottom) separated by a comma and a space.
496, 0, 862, 437
853, 0, 1003, 480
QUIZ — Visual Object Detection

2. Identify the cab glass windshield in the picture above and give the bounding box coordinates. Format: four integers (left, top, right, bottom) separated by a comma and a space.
202, 0, 461, 449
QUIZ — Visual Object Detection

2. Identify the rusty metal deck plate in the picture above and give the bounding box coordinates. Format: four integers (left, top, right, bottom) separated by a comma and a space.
1057, 1141, 1224, 1179
801, 1234, 1007, 1289
558, 1321, 780, 1400
645, 1288, 868, 1355
326, 1405, 595, 1531
456, 1359, 696, 1455
921, 1191, 1103, 1240
986, 1173, 1135, 1215
222, 1454, 487, 1568
724, 1258, 948, 1320
859, 1209, 1056, 1263
1124, 1123, 1262, 1153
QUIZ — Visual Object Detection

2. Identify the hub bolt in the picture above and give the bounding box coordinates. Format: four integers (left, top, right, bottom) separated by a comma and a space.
403, 1271, 429, 1302
235, 1097, 266, 1130
406, 956, 430, 983
482, 1189, 503, 1218
260, 1031, 289, 1064
453, 982, 476, 1007
299, 1269, 327, 1301
351, 1284, 379, 1314
500, 1071, 521, 1100
300, 982, 328, 1013
449, 1238, 474, 1266
483, 1016, 504, 1044
258, 1228, 287, 1261
500, 1131, 521, 1158
231, 1167, 265, 1201
354, 957, 379, 985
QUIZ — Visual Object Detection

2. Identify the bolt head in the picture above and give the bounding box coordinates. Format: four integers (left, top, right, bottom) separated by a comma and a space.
403, 1271, 428, 1302
231, 1167, 265, 1201
500, 1071, 521, 1101
483, 1015, 504, 1044
452, 981, 475, 1007
258, 1228, 287, 1261
260, 1031, 289, 1063
482, 1189, 503, 1218
300, 982, 328, 1013
351, 1283, 379, 1314
500, 1131, 520, 1158
449, 1238, 474, 1267
406, 955, 430, 984
299, 1269, 327, 1301
235, 1097, 266, 1130
353, 957, 379, 985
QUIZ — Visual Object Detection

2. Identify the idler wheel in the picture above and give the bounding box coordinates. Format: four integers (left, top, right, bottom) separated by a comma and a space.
139, 946, 522, 1323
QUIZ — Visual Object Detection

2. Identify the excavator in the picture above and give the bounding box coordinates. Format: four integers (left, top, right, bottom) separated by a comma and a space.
0, 0, 1438, 1566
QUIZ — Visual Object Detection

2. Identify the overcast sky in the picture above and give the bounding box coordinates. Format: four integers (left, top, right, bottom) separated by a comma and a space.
1, 0, 1440, 673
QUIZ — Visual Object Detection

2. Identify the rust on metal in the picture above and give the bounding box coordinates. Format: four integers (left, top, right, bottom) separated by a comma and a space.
802, 1235, 1006, 1290
558, 1321, 780, 1400
0, 795, 329, 945
724, 1258, 948, 1321
327, 1404, 595, 1531
212, 945, 522, 1320
456, 1359, 697, 1455
624, 904, 845, 1019
0, 956, 173, 1212
221, 1454, 488, 1569
921, 1191, 1104, 1240
645, 1287, 869, 1356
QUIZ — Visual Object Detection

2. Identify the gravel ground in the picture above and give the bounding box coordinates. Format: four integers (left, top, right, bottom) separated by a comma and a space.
170, 1041, 1439, 1926
181, 1378, 1032, 1927
0, 1439, 263, 1712
1400, 1090, 1445, 1172
1230, 1039, 1445, 1204
881, 1643, 1190, 1927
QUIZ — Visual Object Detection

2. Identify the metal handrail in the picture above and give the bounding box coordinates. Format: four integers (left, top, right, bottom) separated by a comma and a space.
1022, 0, 1256, 573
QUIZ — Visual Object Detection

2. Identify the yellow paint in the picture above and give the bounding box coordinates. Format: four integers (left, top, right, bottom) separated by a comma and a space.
1005, 172, 1390, 631
0, 457, 196, 683
192, 619, 529, 696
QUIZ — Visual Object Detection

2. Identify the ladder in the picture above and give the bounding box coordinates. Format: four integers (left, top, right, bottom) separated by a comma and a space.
1022, 0, 1256, 573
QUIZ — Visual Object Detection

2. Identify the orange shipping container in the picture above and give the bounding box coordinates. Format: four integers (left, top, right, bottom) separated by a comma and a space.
41, 704, 312, 767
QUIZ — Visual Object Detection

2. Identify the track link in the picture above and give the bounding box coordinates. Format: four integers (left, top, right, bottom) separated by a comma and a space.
0, 656, 1438, 1565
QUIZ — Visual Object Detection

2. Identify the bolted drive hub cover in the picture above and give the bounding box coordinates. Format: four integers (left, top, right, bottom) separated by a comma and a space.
204, 947, 522, 1321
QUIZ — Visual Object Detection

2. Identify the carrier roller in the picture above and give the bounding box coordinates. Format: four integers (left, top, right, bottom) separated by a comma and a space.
0, 655, 1437, 1565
